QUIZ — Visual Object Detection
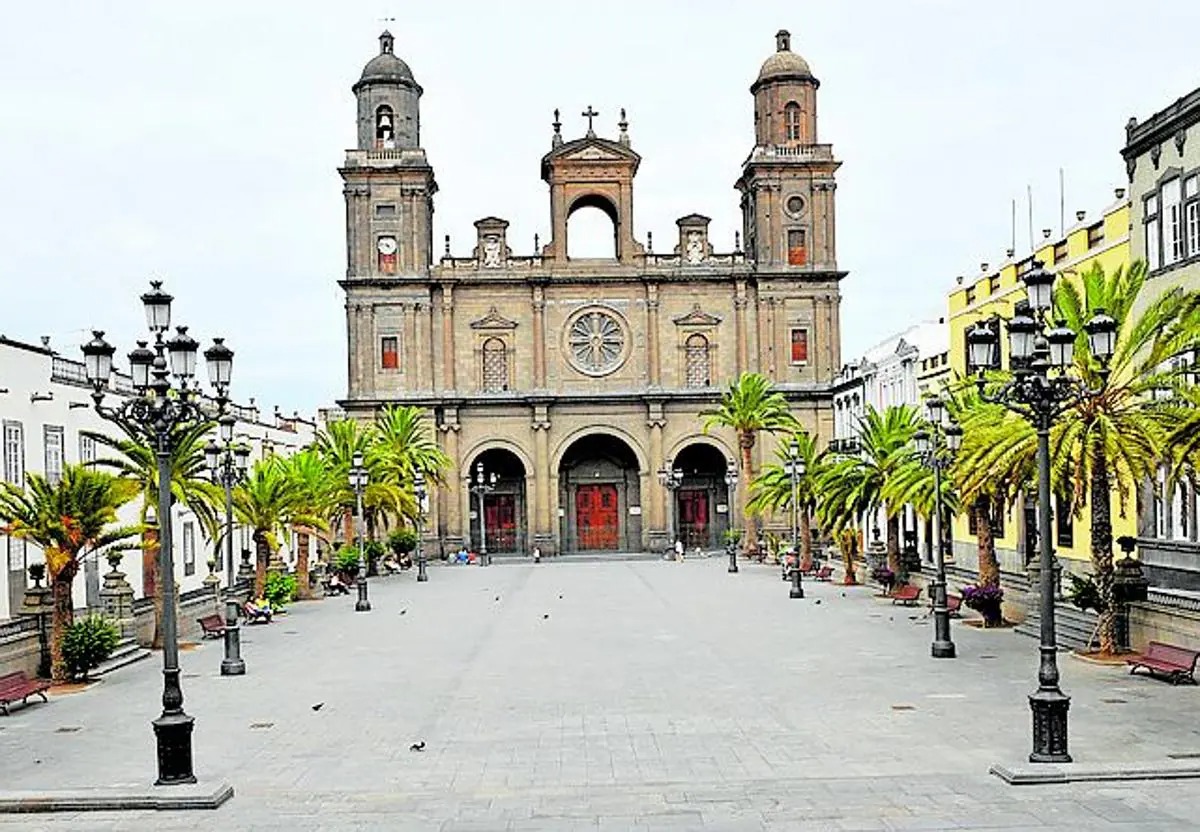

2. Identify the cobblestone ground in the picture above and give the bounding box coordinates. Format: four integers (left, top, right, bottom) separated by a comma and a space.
2, 557, 1200, 830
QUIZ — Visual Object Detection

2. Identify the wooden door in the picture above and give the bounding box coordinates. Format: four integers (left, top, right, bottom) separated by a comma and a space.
678, 488, 709, 548
485, 493, 517, 552
576, 484, 619, 550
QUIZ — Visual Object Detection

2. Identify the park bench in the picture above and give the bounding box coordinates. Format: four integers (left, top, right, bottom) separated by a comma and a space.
927, 594, 963, 617
0, 671, 51, 716
1126, 641, 1200, 685
813, 566, 833, 582
197, 614, 226, 639
890, 585, 922, 606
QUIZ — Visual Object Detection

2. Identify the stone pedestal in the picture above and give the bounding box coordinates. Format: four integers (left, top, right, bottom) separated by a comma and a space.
236, 549, 254, 585
203, 571, 222, 610
98, 559, 137, 641
19, 576, 53, 679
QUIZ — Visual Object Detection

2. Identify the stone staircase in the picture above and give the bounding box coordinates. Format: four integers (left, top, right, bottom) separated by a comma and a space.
90, 637, 151, 678
1015, 604, 1100, 651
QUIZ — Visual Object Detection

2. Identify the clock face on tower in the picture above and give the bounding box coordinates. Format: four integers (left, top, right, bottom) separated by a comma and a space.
377, 236, 397, 273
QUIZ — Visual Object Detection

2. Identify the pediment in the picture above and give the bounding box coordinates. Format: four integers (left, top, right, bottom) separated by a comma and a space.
469, 306, 519, 330
672, 304, 723, 327
541, 137, 641, 179
676, 213, 712, 226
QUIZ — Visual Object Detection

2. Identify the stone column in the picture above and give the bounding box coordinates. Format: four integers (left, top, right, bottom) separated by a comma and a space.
531, 285, 547, 388
409, 303, 423, 391
440, 285, 456, 391
532, 402, 554, 553
439, 413, 463, 551
734, 282, 748, 375
647, 401, 667, 551
646, 283, 661, 387
99, 556, 136, 641
765, 296, 778, 377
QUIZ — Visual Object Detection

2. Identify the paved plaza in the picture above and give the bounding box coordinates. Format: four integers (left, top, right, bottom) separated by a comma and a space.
2, 557, 1200, 830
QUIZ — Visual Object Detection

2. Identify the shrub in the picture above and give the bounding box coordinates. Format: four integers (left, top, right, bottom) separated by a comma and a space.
334, 545, 363, 574
388, 528, 418, 555
962, 584, 1005, 627
264, 572, 297, 610
62, 615, 120, 680
1065, 572, 1105, 613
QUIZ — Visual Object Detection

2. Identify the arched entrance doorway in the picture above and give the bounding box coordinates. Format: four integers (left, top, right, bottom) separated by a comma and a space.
468, 448, 528, 557
558, 434, 642, 552
671, 442, 734, 550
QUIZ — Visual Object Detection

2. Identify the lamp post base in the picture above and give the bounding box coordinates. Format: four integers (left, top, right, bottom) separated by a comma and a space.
416, 558, 428, 582
355, 581, 371, 612
931, 639, 956, 659
220, 599, 245, 676
789, 572, 805, 599
1029, 688, 1071, 763
152, 712, 197, 786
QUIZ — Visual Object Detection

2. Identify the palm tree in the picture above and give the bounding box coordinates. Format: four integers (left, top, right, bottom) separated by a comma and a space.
958, 261, 1199, 652
372, 404, 450, 486
283, 448, 338, 599
703, 372, 798, 558
234, 457, 325, 597
816, 405, 919, 574
0, 466, 140, 680
748, 431, 824, 569
83, 421, 220, 648
315, 418, 413, 550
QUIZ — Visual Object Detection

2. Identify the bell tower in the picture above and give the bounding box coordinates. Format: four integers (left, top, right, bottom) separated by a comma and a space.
340, 31, 436, 280
736, 29, 839, 271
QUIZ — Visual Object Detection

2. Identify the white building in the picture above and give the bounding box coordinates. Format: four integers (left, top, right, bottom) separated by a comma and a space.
0, 336, 315, 620
829, 319, 949, 556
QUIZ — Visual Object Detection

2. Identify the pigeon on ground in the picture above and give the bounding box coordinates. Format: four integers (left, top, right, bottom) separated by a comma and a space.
399, 609, 407, 615
542, 613, 550, 620
312, 703, 324, 712
814, 599, 821, 605
410, 741, 426, 752
495, 596, 500, 602
558, 594, 563, 599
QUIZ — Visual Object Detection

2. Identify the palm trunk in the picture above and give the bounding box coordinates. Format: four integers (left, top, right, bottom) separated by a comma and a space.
886, 513, 900, 574
839, 528, 858, 585
974, 496, 999, 588
253, 530, 269, 598
49, 560, 78, 683
1092, 458, 1117, 654
739, 431, 758, 559
295, 531, 312, 600
799, 505, 813, 571
144, 527, 165, 651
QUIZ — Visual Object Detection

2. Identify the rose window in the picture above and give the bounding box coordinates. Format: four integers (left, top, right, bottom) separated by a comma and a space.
567, 310, 626, 375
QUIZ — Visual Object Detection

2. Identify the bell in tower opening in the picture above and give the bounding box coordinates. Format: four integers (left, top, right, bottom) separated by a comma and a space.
376, 105, 396, 149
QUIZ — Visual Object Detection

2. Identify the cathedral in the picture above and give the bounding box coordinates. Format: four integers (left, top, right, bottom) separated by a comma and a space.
339, 29, 845, 556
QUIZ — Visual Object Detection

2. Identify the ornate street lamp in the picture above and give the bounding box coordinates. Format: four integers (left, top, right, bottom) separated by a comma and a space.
724, 465, 739, 574
81, 280, 232, 786
349, 451, 371, 611
914, 395, 962, 660
414, 470, 429, 582
967, 261, 1117, 764
657, 459, 684, 550
785, 440, 806, 600
469, 461, 498, 566
206, 409, 249, 676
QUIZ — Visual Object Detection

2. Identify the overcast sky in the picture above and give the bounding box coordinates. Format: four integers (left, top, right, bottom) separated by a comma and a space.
2, 1, 1198, 415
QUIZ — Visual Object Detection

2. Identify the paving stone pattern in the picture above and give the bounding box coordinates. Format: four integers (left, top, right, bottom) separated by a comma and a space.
2, 558, 1199, 830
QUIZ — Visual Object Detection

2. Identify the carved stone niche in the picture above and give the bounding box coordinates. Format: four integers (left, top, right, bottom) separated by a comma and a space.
473, 217, 512, 269
675, 214, 712, 265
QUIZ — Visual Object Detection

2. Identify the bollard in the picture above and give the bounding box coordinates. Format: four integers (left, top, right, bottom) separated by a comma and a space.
220, 598, 246, 676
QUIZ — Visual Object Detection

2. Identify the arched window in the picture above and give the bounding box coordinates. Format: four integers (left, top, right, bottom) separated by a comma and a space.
784, 101, 802, 142
482, 338, 508, 392
375, 105, 395, 149
685, 334, 710, 388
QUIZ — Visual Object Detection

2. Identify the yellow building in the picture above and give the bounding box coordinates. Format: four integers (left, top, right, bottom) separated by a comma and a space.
944, 191, 1135, 572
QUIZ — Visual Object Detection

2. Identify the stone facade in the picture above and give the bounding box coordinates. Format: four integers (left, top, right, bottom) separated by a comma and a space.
339, 30, 845, 555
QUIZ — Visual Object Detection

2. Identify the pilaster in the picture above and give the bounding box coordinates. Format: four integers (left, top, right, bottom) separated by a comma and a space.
440, 285, 456, 391
532, 285, 547, 388
646, 283, 661, 387
531, 401, 553, 551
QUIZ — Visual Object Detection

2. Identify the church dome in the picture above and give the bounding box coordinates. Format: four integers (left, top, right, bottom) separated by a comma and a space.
354, 31, 416, 91
756, 30, 814, 84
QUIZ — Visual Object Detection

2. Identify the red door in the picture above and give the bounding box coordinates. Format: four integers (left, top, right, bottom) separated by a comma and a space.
484, 494, 517, 552
678, 489, 709, 548
576, 484, 619, 550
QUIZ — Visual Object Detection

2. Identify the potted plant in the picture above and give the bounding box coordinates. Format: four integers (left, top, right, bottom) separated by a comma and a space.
27, 562, 46, 587
961, 584, 1005, 627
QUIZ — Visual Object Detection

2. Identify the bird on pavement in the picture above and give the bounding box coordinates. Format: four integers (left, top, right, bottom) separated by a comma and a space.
410, 741, 426, 752
312, 702, 324, 712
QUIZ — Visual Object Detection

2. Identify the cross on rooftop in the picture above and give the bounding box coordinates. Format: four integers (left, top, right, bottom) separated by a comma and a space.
582, 105, 599, 137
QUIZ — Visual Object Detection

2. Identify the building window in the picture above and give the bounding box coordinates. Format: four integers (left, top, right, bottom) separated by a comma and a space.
1145, 193, 1160, 271
1188, 200, 1200, 262
374, 203, 396, 217
44, 426, 64, 486
182, 521, 195, 577
684, 334, 710, 387
380, 336, 399, 370
1055, 493, 1073, 547
1164, 177, 1183, 266
482, 338, 508, 392
784, 101, 802, 142
1053, 241, 1068, 264
790, 328, 809, 364
3, 421, 23, 484
1087, 222, 1104, 248
787, 229, 807, 265
78, 433, 96, 465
